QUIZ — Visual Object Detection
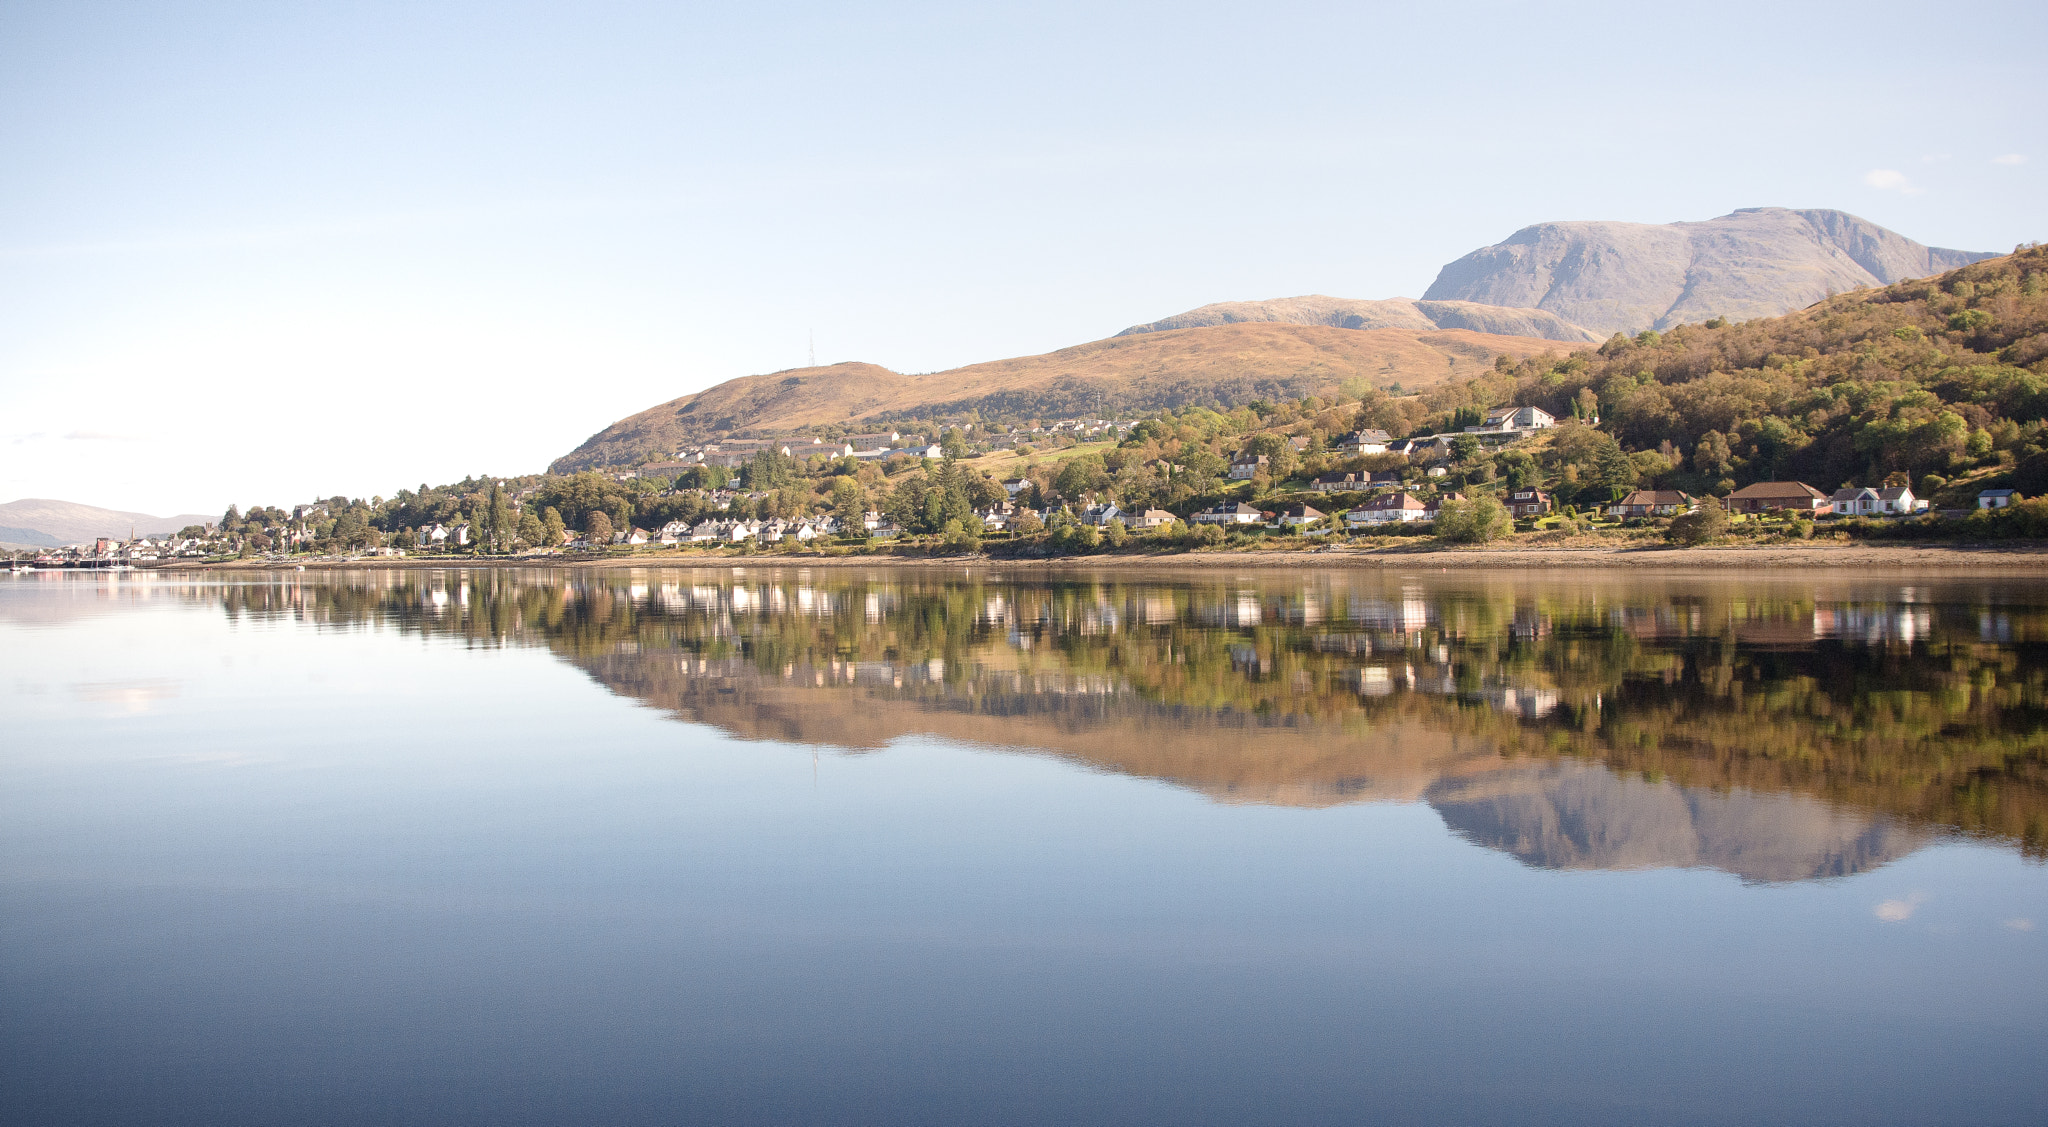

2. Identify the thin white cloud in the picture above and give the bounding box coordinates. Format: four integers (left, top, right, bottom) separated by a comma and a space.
1863, 169, 1924, 196
1874, 892, 1924, 922
62, 430, 141, 442
1992, 154, 2027, 166
2007, 917, 2035, 931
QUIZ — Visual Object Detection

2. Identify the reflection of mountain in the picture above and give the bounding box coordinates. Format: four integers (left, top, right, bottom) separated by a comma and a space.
1427, 763, 1924, 883
164, 567, 2048, 873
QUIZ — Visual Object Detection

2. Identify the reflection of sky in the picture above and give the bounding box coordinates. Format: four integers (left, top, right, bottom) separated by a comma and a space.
3, 574, 2047, 1125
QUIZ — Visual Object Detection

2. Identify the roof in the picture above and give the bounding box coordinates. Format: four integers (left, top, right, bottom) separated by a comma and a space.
1980, 488, 2019, 497
1877, 486, 1914, 500
1206, 502, 1263, 514
1615, 490, 1696, 505
1726, 481, 1826, 500
1360, 492, 1426, 510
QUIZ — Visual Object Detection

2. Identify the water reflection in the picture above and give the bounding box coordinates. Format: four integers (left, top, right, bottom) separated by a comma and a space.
19, 566, 2048, 878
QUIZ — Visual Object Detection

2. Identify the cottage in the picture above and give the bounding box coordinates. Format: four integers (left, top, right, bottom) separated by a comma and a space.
1507, 488, 1553, 517
1002, 478, 1033, 497
1346, 492, 1429, 526
1423, 492, 1466, 520
1723, 481, 1829, 514
621, 526, 651, 545
1192, 502, 1265, 525
1129, 509, 1176, 530
1608, 490, 1696, 518
1876, 486, 1918, 514
1979, 488, 2021, 509
1227, 453, 1269, 481
1829, 487, 1880, 516
1309, 472, 1364, 493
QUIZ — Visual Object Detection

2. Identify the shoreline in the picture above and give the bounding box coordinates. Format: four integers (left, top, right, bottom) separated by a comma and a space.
135, 541, 2048, 573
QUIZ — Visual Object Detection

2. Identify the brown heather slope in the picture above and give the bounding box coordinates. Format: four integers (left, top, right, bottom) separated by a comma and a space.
1116, 295, 1600, 344
552, 322, 1572, 471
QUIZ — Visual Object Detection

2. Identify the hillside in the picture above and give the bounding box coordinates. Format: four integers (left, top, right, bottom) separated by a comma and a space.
1424, 207, 1997, 337
553, 322, 1573, 472
1117, 295, 1599, 344
0, 498, 214, 546
1433, 243, 2048, 502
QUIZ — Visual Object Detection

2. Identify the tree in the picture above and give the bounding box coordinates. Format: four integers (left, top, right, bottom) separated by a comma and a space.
1665, 503, 1729, 546
542, 507, 566, 547
831, 477, 865, 525
516, 510, 545, 549
1102, 518, 1129, 548
585, 510, 614, 545
1434, 496, 1512, 544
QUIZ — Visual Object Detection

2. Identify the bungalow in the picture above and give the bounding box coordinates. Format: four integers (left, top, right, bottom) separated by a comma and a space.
1829, 487, 1880, 516
1347, 492, 1429, 526
1724, 481, 1829, 514
1309, 472, 1365, 493
621, 526, 651, 545
1506, 488, 1553, 517
1608, 490, 1696, 518
1368, 470, 1403, 489
1227, 453, 1269, 481
1271, 503, 1326, 530
1979, 488, 2022, 509
1129, 508, 1176, 530
1876, 486, 1918, 514
1192, 502, 1265, 525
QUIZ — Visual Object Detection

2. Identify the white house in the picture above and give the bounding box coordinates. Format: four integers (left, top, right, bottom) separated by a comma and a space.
1192, 502, 1264, 525
1334, 429, 1392, 455
1346, 492, 1429, 526
1829, 487, 1880, 516
1472, 405, 1556, 433
1227, 453, 1269, 481
1980, 488, 2021, 509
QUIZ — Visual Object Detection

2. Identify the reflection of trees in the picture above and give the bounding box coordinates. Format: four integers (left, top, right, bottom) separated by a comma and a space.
191, 569, 2048, 858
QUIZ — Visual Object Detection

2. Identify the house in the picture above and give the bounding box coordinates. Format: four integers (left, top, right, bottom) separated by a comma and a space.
1346, 492, 1429, 526
1724, 481, 1829, 514
1876, 486, 1918, 514
1309, 472, 1364, 493
1979, 488, 2021, 509
416, 523, 451, 548
622, 527, 651, 545
1080, 503, 1123, 527
1228, 453, 1269, 481
1426, 466, 1448, 478
1334, 429, 1392, 455
1608, 490, 1696, 518
1423, 492, 1467, 520
1473, 405, 1557, 433
1830, 487, 1880, 516
1129, 509, 1176, 530
1272, 503, 1326, 530
1002, 478, 1033, 497
1192, 502, 1265, 525
1507, 488, 1553, 517
1368, 470, 1403, 489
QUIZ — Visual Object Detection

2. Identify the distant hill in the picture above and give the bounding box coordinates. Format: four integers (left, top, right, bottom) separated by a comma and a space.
552, 323, 1575, 471
1117, 295, 1599, 344
1423, 207, 1997, 337
0, 499, 213, 546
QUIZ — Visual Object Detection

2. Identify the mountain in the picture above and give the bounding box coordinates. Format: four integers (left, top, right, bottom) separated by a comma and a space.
1423, 207, 1998, 337
1117, 295, 1600, 344
0, 499, 214, 546
553, 322, 1574, 471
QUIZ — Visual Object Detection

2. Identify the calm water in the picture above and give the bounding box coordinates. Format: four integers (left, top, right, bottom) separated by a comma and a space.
3, 566, 2046, 1126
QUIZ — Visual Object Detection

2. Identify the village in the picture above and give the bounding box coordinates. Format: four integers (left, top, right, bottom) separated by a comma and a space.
10, 404, 2029, 570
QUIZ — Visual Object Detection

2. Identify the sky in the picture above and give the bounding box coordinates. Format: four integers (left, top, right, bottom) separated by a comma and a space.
1, 0, 2042, 516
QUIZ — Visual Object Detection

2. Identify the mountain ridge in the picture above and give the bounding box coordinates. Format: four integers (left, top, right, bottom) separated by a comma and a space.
1423, 207, 1996, 337
552, 323, 1574, 472
0, 498, 214, 546
1115, 295, 1599, 343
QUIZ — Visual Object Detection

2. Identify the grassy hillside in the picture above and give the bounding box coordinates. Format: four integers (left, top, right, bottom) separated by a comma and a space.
552, 322, 1574, 471
1428, 243, 2048, 502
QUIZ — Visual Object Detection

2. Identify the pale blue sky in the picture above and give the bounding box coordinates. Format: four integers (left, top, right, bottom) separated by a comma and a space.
2, 0, 2041, 514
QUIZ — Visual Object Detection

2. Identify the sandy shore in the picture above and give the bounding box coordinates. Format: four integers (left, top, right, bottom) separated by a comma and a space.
158, 540, 2048, 573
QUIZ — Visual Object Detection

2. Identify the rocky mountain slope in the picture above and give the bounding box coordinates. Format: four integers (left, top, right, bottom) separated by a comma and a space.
1116, 295, 1599, 343
1424, 207, 1996, 337
553, 323, 1572, 471
0, 498, 213, 546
